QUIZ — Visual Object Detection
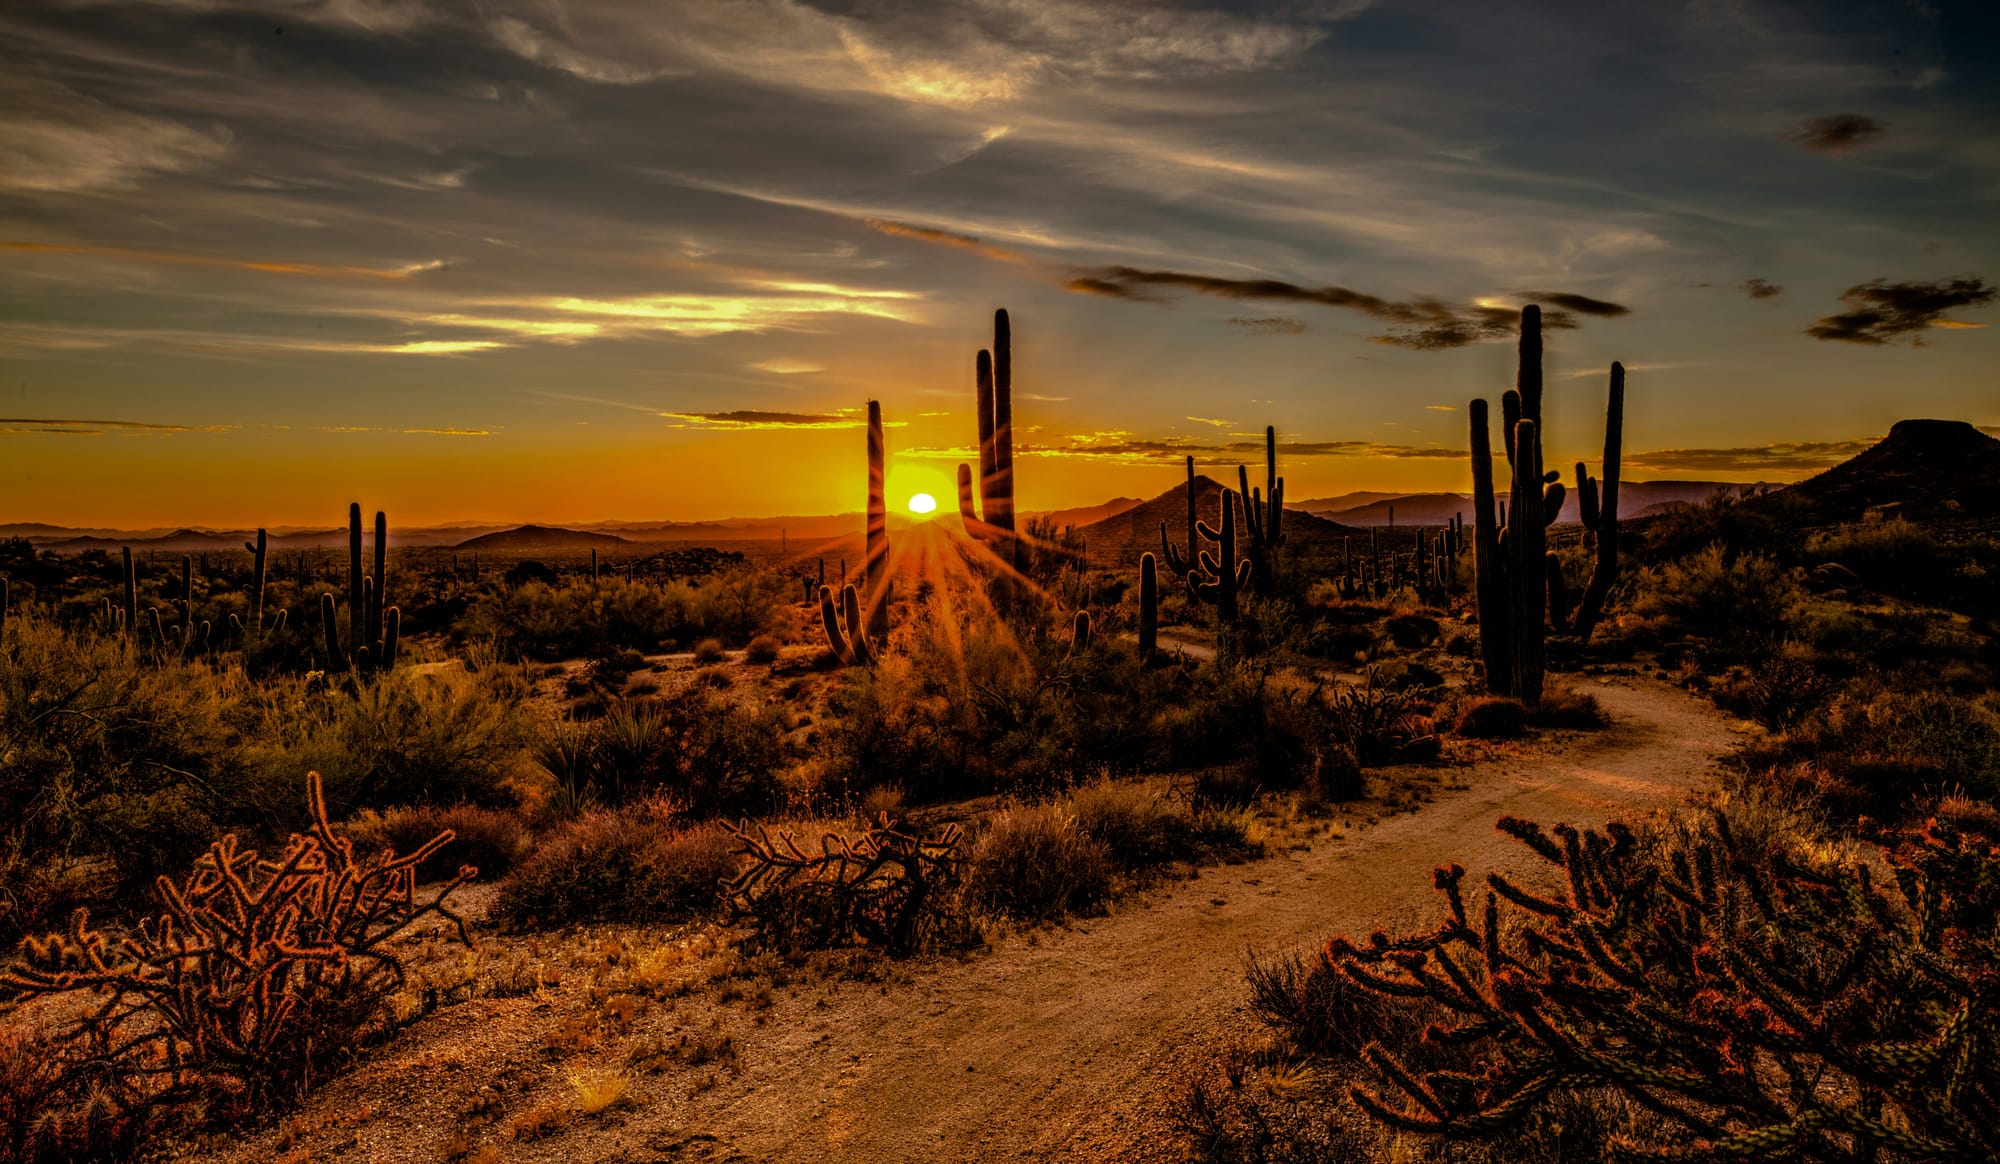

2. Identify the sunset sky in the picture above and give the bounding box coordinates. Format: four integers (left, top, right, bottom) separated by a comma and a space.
2, 0, 1995, 527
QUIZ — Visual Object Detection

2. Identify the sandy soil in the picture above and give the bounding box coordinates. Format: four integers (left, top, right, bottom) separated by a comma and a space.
197, 674, 1747, 1164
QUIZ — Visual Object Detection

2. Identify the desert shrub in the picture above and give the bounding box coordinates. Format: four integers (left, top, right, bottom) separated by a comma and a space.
1323, 810, 2000, 1159
1633, 544, 1802, 644
455, 571, 784, 660
1709, 649, 1839, 731
1068, 781, 1256, 869
2, 774, 472, 1158
1245, 947, 1435, 1065
1453, 696, 1526, 738
493, 803, 737, 927
744, 633, 782, 664
726, 818, 965, 954
692, 638, 726, 664
1520, 684, 1605, 729
346, 803, 532, 883
966, 804, 1115, 921
1382, 612, 1440, 650
532, 689, 790, 816
1325, 672, 1436, 766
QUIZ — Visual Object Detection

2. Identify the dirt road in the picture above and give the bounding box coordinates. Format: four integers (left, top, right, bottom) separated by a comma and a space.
205, 675, 1743, 1164
635, 675, 1745, 1163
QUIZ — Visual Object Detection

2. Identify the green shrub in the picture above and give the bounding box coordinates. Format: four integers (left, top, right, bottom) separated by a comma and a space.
966, 804, 1114, 921
493, 803, 738, 927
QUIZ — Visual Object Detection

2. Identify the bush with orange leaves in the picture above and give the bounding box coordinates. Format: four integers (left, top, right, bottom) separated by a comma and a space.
1, 771, 474, 1161
1325, 810, 2000, 1162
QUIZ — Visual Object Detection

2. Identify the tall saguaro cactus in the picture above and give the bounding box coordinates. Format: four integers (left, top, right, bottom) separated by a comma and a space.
229, 528, 288, 648
1188, 488, 1252, 622
1470, 307, 1626, 701
957, 309, 1020, 570
1160, 455, 1196, 578
323, 504, 399, 674
1239, 424, 1285, 593
1138, 552, 1158, 660
1570, 362, 1625, 643
864, 399, 889, 641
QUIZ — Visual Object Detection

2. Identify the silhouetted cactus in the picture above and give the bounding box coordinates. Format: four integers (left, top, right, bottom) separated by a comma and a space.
1326, 811, 2000, 1161
228, 529, 288, 649
957, 309, 1019, 570
864, 399, 890, 642
1570, 362, 1625, 643
321, 505, 399, 674
121, 546, 137, 637
1067, 609, 1092, 656
1161, 454, 1197, 579
1188, 488, 1252, 621
1138, 552, 1159, 660
1240, 425, 1285, 592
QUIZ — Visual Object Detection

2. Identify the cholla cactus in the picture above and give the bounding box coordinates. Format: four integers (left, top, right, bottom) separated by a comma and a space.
1325, 811, 2000, 1161
4, 772, 474, 1117
726, 819, 964, 955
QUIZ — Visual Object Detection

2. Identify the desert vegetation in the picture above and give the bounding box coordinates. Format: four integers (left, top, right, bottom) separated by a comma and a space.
1, 304, 1994, 1164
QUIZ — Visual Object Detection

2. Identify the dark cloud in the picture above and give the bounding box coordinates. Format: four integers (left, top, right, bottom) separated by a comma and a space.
1789, 114, 1887, 155
1628, 439, 1878, 474
0, 417, 231, 434
1804, 276, 1994, 344
1521, 291, 1630, 317
1742, 278, 1783, 300
914, 436, 1466, 464
660, 410, 860, 429
1226, 316, 1307, 335
861, 219, 1028, 264
1069, 266, 1609, 350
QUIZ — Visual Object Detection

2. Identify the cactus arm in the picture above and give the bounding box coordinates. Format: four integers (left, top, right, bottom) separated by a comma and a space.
1508, 418, 1547, 702
1542, 481, 1566, 528
368, 510, 386, 651
1138, 553, 1158, 659
1574, 362, 1625, 644
1469, 399, 1513, 696
321, 591, 349, 672
864, 400, 889, 642
841, 583, 872, 665
1161, 522, 1190, 578
381, 608, 400, 669
819, 585, 855, 666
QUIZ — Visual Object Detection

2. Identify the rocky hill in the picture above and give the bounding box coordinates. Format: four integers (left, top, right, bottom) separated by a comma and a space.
1079, 475, 1360, 567
1774, 419, 2000, 523
453, 525, 631, 552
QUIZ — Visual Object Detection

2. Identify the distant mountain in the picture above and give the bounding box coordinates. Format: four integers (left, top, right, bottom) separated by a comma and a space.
1772, 419, 2000, 523
1286, 490, 1405, 514
454, 525, 631, 551
1078, 475, 1358, 565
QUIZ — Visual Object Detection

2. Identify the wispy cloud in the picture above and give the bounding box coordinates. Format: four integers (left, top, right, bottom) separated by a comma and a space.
2, 240, 440, 280
903, 433, 1460, 465
1804, 276, 1994, 344
1225, 316, 1306, 335
1788, 113, 1886, 156
1742, 278, 1783, 300
0, 416, 235, 435
659, 409, 900, 431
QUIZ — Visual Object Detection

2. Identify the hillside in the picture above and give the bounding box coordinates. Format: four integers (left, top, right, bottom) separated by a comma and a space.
1774, 419, 2000, 523
1079, 474, 1359, 566
1294, 480, 1763, 527
453, 524, 631, 552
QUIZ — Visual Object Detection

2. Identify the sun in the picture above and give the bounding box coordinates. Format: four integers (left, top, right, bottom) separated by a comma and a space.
908, 492, 938, 516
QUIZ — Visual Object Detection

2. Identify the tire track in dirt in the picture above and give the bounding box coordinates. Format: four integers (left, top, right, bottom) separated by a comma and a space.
640, 676, 1750, 1163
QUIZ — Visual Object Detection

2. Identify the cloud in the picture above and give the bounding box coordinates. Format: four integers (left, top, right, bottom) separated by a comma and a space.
1626, 438, 1878, 474
1520, 291, 1630, 317
0, 417, 234, 435
660, 410, 888, 430
1425, 404, 1457, 411
2, 241, 437, 280
1742, 278, 1783, 300
1226, 316, 1306, 335
1804, 276, 1995, 344
1789, 114, 1887, 155
749, 359, 825, 374
1068, 266, 1615, 349
0, 109, 231, 193
862, 218, 1031, 264
401, 427, 491, 436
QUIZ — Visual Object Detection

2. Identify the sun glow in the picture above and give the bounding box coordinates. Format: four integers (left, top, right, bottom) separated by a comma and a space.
908, 491, 937, 516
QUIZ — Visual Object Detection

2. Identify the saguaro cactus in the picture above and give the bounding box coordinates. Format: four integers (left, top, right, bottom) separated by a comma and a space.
819, 583, 871, 666
957, 309, 1020, 570
1467, 307, 1623, 700
1188, 488, 1252, 622
1137, 552, 1158, 660
228, 529, 288, 647
121, 546, 137, 637
864, 399, 889, 641
1570, 362, 1625, 643
1160, 455, 1197, 578
323, 505, 400, 674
